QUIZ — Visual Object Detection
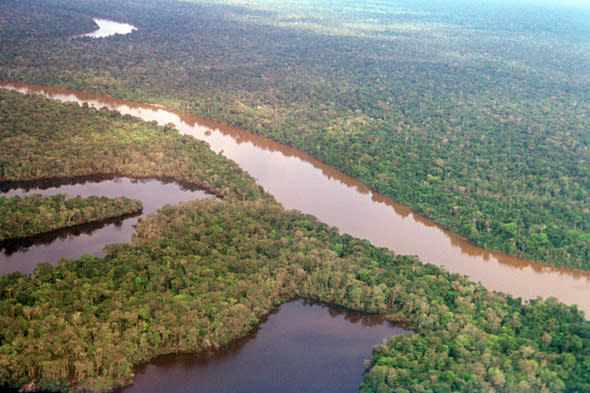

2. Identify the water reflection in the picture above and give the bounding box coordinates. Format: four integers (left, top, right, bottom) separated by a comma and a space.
117, 299, 406, 393
0, 177, 213, 274
2, 81, 589, 317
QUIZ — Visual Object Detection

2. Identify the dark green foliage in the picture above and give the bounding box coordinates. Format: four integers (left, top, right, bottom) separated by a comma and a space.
2, 0, 590, 268
1, 199, 589, 392
0, 194, 142, 241
0, 89, 263, 202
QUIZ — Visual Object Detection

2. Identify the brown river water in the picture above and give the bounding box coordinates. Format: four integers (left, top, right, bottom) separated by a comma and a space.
1, 81, 589, 318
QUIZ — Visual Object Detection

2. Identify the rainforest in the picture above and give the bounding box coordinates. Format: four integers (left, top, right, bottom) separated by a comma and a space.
1, 0, 590, 392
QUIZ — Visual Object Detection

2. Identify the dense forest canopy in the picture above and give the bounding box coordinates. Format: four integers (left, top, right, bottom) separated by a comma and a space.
0, 79, 589, 393
2, 1, 590, 392
1, 0, 590, 268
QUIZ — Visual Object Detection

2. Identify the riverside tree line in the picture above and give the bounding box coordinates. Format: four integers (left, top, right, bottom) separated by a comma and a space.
2, 0, 590, 268
0, 89, 589, 393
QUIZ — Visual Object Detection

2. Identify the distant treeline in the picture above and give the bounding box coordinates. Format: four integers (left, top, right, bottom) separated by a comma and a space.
0, 194, 142, 241
2, 0, 589, 269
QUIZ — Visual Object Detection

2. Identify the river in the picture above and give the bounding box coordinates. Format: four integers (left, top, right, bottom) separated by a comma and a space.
2, 80, 589, 317
0, 177, 213, 275
1, 15, 580, 393
78, 18, 137, 38
0, 24, 404, 393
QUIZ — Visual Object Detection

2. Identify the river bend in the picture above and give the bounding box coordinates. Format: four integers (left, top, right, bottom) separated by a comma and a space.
0, 177, 212, 274
2, 81, 589, 317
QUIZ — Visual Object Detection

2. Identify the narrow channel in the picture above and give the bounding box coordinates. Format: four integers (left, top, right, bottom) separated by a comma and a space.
2, 81, 589, 318
0, 177, 213, 274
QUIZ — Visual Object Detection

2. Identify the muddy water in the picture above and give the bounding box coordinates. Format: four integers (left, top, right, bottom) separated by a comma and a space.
2, 81, 589, 317
0, 177, 212, 274
117, 299, 406, 393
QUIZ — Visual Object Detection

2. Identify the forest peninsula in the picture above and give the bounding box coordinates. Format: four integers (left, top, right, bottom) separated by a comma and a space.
2, 0, 590, 392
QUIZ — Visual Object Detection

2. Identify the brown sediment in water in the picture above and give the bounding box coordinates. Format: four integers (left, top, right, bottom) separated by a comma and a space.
2, 80, 589, 317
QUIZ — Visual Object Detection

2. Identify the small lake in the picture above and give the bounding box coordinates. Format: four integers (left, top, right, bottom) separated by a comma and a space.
117, 299, 406, 393
0, 177, 212, 275
79, 18, 137, 38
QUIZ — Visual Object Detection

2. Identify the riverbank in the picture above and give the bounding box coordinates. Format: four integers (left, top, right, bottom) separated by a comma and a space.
0, 194, 142, 242
4, 81, 590, 317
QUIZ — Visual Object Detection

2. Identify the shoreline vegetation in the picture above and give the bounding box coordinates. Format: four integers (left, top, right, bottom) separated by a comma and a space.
0, 210, 143, 258
0, 194, 142, 242
0, 89, 265, 203
0, 86, 589, 393
2, 0, 590, 270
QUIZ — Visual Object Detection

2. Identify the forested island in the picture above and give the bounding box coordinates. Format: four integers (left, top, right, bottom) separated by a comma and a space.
1, 86, 590, 393
2, 0, 590, 392
0, 194, 142, 241
2, 0, 590, 269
